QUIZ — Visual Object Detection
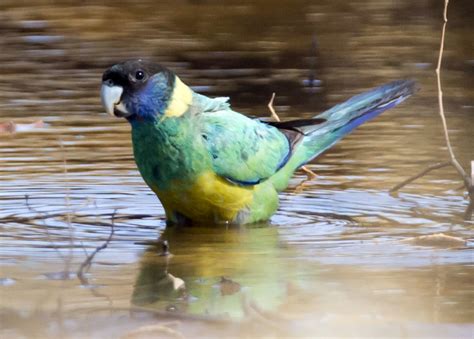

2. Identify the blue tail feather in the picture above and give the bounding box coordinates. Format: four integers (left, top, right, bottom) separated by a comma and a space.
334, 93, 408, 136
298, 79, 416, 166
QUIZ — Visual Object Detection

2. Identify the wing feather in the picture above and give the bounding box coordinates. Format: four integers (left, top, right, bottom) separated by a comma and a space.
199, 110, 290, 185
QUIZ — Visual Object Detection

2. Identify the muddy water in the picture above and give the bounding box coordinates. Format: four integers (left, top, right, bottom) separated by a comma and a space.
1, 0, 473, 338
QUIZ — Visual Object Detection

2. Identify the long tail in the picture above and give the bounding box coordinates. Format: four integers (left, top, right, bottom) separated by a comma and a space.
270, 79, 416, 190
297, 79, 416, 166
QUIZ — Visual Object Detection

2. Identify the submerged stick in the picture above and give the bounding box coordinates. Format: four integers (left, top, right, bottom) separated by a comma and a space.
389, 162, 451, 193
77, 209, 116, 285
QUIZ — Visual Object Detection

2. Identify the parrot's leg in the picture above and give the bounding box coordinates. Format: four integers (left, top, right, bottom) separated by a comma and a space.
165, 209, 193, 226
267, 93, 318, 184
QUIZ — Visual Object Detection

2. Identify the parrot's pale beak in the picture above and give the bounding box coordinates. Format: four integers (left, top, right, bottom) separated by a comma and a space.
100, 82, 130, 117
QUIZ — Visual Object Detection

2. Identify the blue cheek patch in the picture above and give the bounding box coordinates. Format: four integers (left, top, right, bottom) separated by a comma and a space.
127, 73, 173, 122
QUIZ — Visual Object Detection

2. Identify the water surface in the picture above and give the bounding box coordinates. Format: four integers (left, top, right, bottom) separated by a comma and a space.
1, 0, 473, 337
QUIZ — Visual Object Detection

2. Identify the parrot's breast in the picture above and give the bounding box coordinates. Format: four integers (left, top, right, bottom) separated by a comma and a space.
153, 171, 256, 223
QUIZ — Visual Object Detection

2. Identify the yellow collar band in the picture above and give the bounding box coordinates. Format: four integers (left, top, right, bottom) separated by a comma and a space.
164, 76, 193, 117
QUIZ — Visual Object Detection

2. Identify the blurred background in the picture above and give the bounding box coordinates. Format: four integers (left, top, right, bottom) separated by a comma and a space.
0, 0, 473, 338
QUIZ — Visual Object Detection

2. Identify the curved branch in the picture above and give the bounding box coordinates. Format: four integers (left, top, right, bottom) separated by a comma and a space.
390, 162, 451, 193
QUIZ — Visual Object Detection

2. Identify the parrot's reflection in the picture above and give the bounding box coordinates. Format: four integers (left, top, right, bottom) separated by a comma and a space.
131, 223, 290, 318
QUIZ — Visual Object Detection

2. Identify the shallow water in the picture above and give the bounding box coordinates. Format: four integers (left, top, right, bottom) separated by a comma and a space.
1, 0, 473, 338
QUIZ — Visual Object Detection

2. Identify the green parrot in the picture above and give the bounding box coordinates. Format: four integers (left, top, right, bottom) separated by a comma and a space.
100, 59, 415, 225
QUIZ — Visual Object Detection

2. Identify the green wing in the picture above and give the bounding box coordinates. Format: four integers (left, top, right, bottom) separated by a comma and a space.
199, 109, 290, 185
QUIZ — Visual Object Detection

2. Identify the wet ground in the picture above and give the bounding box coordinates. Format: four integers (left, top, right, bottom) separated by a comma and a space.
1, 0, 473, 338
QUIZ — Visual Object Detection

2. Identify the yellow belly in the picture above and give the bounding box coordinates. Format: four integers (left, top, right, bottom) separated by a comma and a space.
153, 171, 256, 223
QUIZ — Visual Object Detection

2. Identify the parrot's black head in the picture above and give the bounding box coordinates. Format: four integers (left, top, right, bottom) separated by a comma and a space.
100, 59, 177, 120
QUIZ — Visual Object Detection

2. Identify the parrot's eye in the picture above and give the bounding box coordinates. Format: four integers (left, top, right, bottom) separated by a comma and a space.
135, 70, 145, 81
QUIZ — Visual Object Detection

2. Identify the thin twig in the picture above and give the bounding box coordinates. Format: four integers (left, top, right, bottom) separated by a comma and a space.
268, 93, 317, 181
435, 0, 471, 190
77, 209, 117, 285
59, 139, 74, 275
0, 211, 155, 224
25, 195, 67, 260
389, 162, 451, 193
267, 93, 281, 122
